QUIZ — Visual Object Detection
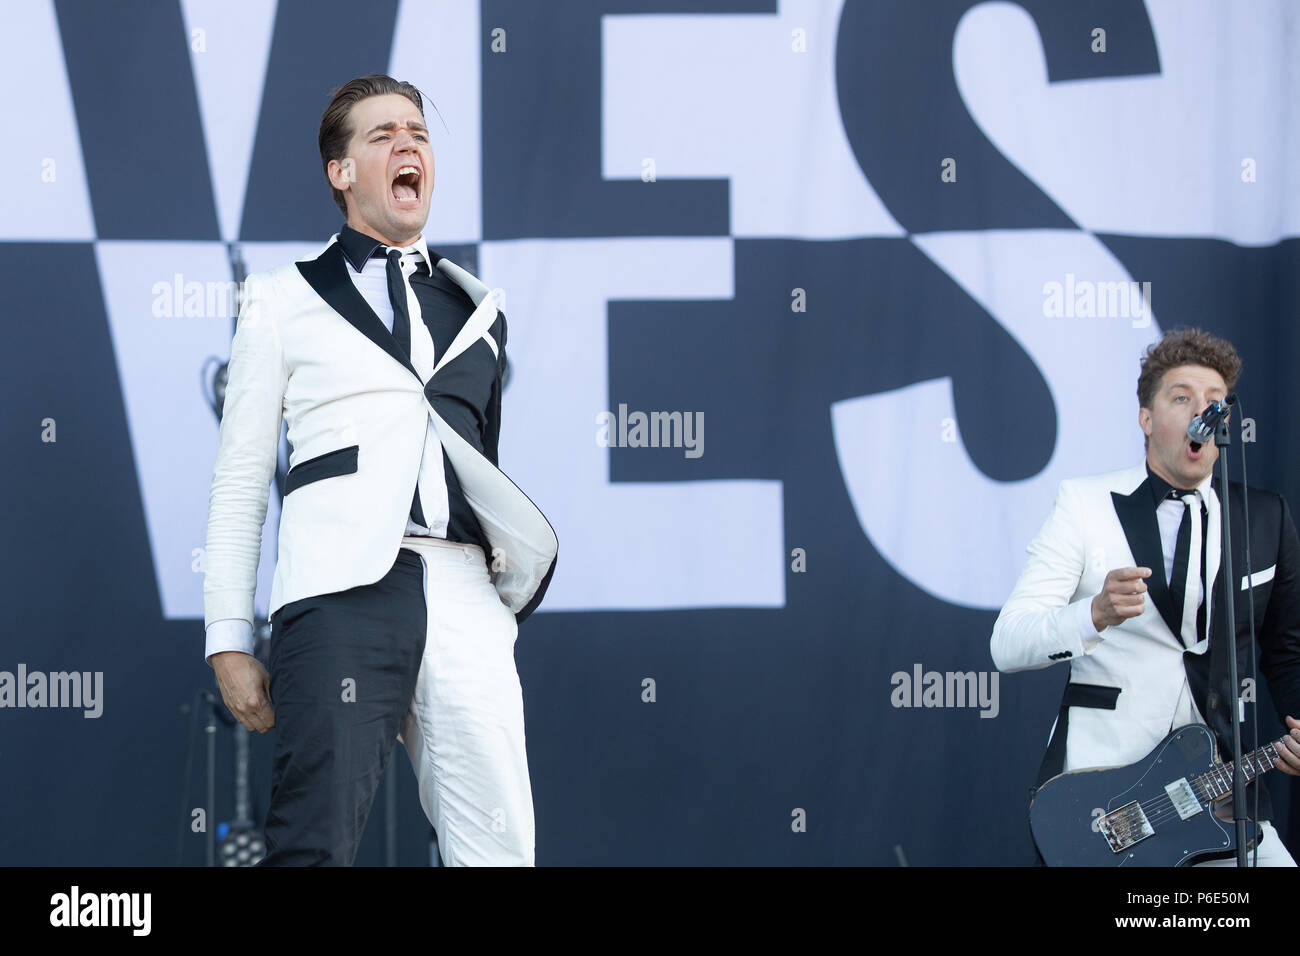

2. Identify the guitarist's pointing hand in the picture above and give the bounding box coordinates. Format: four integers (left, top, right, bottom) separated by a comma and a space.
1090, 567, 1152, 632
1274, 715, 1300, 777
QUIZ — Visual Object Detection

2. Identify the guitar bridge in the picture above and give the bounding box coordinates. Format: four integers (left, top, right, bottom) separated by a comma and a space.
1098, 800, 1155, 853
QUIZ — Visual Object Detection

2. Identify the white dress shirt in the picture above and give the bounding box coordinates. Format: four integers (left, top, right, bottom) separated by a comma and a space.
204, 233, 445, 663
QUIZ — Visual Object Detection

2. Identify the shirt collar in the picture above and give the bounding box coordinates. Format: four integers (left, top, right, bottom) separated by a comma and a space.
1145, 461, 1213, 506
337, 223, 439, 274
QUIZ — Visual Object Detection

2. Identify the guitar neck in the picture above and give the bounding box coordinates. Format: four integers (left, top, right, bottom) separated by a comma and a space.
1193, 741, 1282, 802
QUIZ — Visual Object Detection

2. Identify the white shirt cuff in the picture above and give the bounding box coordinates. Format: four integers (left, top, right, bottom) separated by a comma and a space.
205, 618, 255, 666
1076, 597, 1105, 653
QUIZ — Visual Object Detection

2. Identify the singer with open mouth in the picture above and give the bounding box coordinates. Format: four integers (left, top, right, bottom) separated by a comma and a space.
202, 74, 557, 866
990, 327, 1300, 865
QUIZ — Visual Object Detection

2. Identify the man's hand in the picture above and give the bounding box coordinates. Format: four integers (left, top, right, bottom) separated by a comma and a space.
1090, 566, 1152, 631
211, 651, 275, 733
1273, 715, 1300, 776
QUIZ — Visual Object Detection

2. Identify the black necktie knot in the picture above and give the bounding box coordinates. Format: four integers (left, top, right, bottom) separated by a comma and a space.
373, 245, 428, 275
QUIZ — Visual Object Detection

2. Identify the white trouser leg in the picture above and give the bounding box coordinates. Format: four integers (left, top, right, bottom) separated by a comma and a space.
1194, 821, 1296, 867
398, 536, 535, 866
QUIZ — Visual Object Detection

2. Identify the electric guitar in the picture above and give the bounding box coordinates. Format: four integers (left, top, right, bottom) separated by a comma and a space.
1030, 724, 1282, 866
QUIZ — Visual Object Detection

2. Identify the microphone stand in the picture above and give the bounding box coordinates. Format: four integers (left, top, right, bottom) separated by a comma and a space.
1213, 414, 1249, 866
205, 695, 217, 868
186, 244, 285, 866
198, 690, 235, 866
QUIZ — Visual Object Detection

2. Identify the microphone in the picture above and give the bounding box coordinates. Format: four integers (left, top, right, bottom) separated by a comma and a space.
1187, 394, 1236, 444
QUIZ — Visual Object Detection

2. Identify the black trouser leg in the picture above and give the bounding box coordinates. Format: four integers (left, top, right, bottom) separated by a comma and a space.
259, 548, 426, 866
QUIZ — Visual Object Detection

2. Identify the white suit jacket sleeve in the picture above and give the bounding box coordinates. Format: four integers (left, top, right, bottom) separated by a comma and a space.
202, 273, 287, 659
990, 479, 1107, 673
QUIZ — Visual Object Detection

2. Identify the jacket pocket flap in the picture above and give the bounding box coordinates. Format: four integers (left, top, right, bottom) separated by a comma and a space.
1061, 682, 1121, 710
285, 444, 359, 495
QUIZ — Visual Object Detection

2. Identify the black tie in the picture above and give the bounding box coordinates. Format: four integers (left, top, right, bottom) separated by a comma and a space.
1168, 494, 1208, 644
376, 246, 429, 528
385, 248, 412, 361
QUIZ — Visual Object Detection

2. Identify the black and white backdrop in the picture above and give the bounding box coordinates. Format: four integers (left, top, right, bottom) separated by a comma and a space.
1, 0, 1298, 865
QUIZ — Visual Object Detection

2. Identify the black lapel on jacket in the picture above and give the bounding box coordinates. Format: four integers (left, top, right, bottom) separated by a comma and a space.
296, 241, 420, 381
1111, 477, 1179, 638
1205, 473, 1262, 645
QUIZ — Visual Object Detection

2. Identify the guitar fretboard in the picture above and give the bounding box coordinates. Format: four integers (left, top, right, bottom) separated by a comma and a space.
1192, 742, 1282, 801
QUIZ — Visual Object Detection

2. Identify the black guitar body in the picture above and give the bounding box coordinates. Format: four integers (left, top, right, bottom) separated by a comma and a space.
1030, 724, 1260, 866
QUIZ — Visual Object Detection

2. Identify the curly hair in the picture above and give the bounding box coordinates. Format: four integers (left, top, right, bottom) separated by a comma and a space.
318, 74, 428, 216
1137, 327, 1242, 410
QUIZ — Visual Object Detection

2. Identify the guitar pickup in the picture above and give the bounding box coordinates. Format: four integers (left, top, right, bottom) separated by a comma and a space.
1098, 800, 1155, 853
1164, 777, 1203, 821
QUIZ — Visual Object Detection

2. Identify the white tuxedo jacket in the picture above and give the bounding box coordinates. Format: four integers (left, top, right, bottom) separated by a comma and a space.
203, 235, 558, 642
991, 463, 1300, 786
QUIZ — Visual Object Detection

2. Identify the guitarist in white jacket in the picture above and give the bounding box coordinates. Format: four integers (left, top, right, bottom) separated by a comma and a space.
991, 328, 1300, 865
